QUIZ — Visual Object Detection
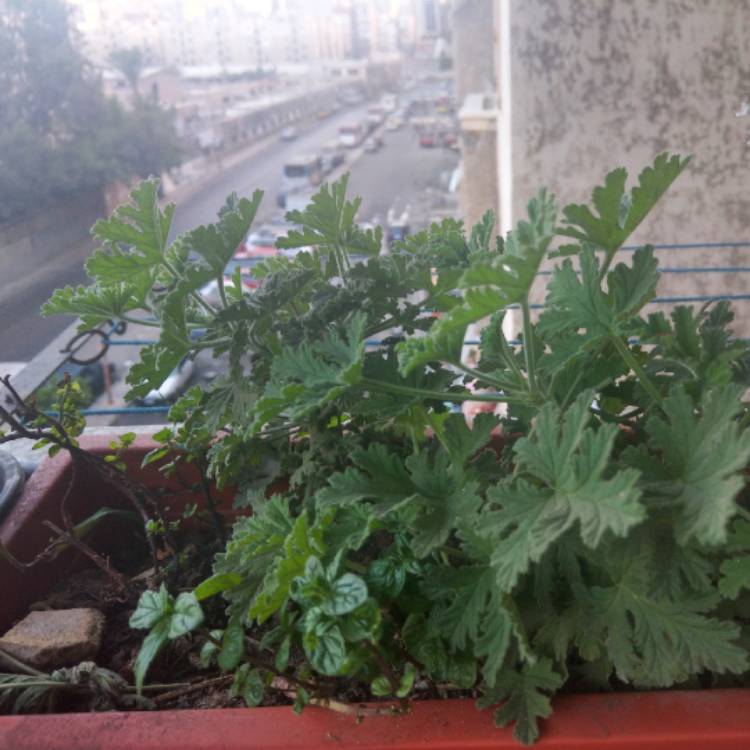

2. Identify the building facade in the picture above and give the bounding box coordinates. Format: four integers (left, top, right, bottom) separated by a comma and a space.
454, 0, 750, 325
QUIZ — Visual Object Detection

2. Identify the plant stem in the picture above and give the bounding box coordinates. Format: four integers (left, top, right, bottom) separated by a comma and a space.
118, 315, 161, 328
520, 300, 538, 396
0, 648, 46, 677
611, 335, 664, 410
360, 378, 521, 405
452, 363, 510, 391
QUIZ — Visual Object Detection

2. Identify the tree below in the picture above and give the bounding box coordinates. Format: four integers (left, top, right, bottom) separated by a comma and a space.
0, 0, 182, 224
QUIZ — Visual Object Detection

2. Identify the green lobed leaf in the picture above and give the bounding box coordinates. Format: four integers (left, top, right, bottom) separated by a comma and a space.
481, 391, 644, 591
624, 385, 750, 545
398, 189, 556, 376
477, 658, 564, 746
558, 153, 690, 259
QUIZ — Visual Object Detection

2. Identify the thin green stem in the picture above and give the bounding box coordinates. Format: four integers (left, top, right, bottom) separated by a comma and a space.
611, 335, 664, 410
452, 363, 510, 392
360, 377, 521, 404
217, 275, 228, 309
118, 315, 161, 328
161, 258, 217, 317
738, 406, 750, 432
520, 301, 538, 396
498, 321, 526, 385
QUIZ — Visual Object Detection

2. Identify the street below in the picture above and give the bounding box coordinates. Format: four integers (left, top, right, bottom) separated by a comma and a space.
0, 104, 456, 365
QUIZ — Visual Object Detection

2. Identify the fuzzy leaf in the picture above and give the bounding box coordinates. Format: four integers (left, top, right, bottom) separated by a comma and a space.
478, 659, 564, 746
86, 179, 173, 285
398, 190, 556, 375
625, 385, 750, 545
482, 391, 644, 591
558, 153, 690, 259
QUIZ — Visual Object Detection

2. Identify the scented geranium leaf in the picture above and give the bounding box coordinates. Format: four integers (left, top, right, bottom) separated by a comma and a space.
124, 342, 186, 400
607, 245, 659, 318
478, 658, 563, 746
252, 313, 366, 430
719, 557, 750, 600
558, 153, 689, 259
481, 391, 644, 591
279, 175, 380, 272
539, 246, 658, 341
411, 480, 482, 558
250, 510, 331, 623
637, 303, 750, 394
625, 385, 750, 545
185, 190, 263, 276
213, 495, 294, 619
424, 564, 518, 683
591, 554, 746, 686
398, 190, 556, 375
467, 209, 499, 255
316, 443, 416, 512
395, 325, 465, 375
86, 179, 174, 285
42, 282, 148, 330
324, 504, 382, 552
430, 412, 499, 466
407, 450, 483, 557
718, 520, 750, 599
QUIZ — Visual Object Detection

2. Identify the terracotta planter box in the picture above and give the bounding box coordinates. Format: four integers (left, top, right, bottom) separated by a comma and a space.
1, 436, 750, 749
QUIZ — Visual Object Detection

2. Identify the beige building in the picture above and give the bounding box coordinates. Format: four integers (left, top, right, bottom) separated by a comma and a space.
454, 0, 750, 325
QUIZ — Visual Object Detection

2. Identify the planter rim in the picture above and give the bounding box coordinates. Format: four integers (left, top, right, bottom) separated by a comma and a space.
2, 690, 750, 749
2, 437, 750, 748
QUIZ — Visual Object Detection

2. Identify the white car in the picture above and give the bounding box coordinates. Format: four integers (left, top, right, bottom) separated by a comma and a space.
140, 357, 195, 406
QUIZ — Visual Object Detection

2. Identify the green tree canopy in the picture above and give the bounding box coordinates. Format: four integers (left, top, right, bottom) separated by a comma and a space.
0, 0, 181, 224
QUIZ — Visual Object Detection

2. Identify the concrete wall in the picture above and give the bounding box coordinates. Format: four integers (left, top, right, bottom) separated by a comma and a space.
452, 0, 496, 101
454, 0, 500, 232
505, 0, 750, 318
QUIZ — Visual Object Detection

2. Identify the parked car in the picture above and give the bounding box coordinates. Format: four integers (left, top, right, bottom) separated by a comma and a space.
279, 126, 297, 141
440, 131, 458, 149
139, 357, 195, 406
419, 132, 437, 148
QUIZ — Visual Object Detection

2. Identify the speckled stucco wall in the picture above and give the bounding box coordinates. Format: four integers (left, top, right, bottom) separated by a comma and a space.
506, 0, 750, 322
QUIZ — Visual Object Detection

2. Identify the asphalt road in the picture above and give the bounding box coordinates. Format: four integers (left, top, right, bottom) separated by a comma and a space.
0, 104, 457, 379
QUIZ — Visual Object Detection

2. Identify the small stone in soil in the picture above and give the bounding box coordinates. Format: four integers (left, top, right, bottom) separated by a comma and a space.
0, 608, 105, 670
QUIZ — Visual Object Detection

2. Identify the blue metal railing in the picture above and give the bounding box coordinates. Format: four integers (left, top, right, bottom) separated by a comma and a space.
63, 240, 748, 417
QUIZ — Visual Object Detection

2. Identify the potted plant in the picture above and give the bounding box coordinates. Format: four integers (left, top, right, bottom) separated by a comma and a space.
2, 155, 750, 748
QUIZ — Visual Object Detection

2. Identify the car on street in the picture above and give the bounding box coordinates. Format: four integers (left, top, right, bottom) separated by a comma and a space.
320, 141, 346, 175
363, 136, 383, 153
279, 126, 297, 141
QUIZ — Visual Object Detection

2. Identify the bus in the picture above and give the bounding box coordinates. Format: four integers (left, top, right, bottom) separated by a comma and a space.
278, 154, 322, 207
338, 123, 365, 148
